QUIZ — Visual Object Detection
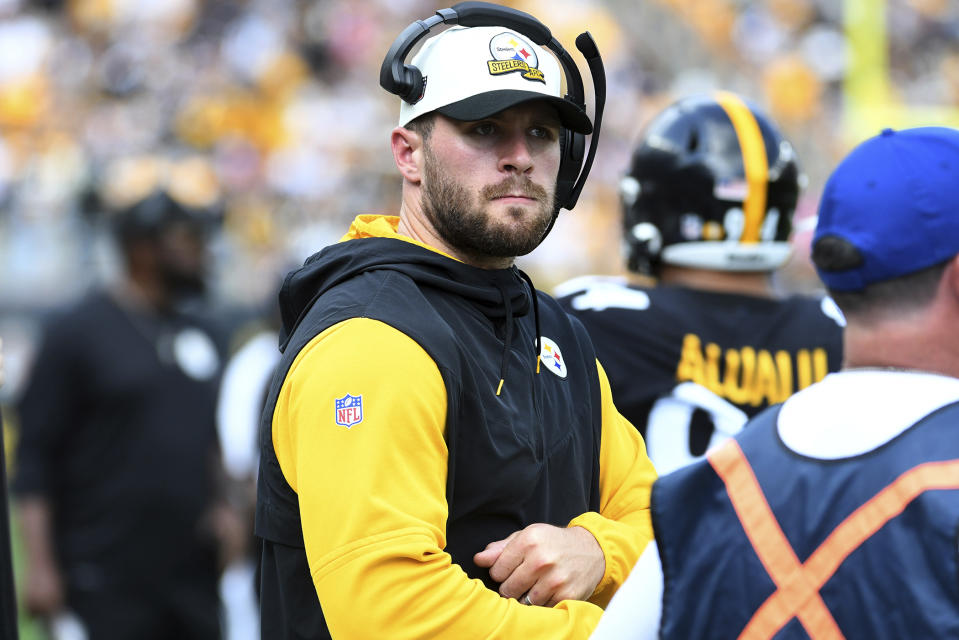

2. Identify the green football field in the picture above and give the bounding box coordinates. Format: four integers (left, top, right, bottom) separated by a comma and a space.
9, 508, 48, 640
5, 420, 48, 640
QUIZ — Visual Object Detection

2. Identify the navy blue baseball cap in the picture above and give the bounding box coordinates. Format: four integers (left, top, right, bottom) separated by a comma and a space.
813, 126, 959, 292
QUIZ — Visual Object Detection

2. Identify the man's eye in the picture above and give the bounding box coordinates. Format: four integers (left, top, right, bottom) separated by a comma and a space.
530, 126, 557, 140
473, 123, 495, 136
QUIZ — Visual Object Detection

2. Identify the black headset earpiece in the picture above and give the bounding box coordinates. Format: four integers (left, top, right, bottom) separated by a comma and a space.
555, 129, 585, 214
380, 1, 606, 217
397, 66, 424, 104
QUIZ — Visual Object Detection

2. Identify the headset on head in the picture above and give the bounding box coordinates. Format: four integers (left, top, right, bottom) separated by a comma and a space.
379, 1, 606, 224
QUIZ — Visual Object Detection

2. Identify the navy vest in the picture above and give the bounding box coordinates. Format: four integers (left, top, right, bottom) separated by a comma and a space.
653, 401, 959, 639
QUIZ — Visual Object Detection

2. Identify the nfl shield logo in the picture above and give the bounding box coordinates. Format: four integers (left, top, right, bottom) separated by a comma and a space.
334, 394, 364, 428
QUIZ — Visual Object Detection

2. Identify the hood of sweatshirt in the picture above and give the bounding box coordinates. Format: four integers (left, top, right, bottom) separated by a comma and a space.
278, 216, 541, 385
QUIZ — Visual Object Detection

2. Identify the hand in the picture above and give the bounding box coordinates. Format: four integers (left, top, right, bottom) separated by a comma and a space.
473, 524, 605, 607
23, 562, 64, 618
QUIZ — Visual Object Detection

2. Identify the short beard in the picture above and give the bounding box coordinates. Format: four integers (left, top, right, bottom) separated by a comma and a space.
420, 146, 555, 262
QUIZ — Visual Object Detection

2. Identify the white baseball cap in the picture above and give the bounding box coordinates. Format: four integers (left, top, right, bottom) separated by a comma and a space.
398, 25, 592, 134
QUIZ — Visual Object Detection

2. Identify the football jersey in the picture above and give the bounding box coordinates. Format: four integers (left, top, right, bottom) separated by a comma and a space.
556, 275, 844, 474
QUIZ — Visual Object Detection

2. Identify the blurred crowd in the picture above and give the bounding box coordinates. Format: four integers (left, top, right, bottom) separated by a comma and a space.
0, 0, 956, 401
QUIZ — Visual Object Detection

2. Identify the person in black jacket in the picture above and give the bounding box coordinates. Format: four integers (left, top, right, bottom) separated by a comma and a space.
12, 170, 229, 639
254, 6, 658, 638
556, 92, 844, 476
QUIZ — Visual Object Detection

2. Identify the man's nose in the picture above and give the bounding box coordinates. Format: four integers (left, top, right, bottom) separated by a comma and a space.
498, 133, 534, 175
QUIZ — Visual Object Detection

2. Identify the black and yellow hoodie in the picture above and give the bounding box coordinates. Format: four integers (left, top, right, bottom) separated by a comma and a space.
255, 215, 657, 638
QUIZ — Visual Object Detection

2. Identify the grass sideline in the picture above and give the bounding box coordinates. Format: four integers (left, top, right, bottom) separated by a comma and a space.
5, 419, 50, 640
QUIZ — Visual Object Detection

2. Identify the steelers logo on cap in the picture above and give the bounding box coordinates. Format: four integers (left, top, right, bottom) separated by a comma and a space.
487, 32, 545, 83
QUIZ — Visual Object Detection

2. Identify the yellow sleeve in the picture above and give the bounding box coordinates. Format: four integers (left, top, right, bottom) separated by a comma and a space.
274, 317, 605, 639
568, 360, 658, 608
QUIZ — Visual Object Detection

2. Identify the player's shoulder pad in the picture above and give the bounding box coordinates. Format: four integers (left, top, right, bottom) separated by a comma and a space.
553, 274, 627, 298
553, 274, 651, 312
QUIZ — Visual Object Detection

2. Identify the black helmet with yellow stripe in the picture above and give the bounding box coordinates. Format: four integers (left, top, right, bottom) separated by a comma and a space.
621, 92, 802, 276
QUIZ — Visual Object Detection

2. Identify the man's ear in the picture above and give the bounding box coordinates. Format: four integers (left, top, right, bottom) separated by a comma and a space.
947, 252, 959, 303
391, 127, 423, 185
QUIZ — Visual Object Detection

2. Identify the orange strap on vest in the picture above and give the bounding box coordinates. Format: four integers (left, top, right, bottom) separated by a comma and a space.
708, 439, 959, 640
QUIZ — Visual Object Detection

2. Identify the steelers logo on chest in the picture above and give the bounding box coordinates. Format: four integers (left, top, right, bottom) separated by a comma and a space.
539, 336, 567, 379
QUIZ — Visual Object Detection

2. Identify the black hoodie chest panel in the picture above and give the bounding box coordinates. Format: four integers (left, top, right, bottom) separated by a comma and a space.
404, 274, 603, 588
256, 240, 604, 630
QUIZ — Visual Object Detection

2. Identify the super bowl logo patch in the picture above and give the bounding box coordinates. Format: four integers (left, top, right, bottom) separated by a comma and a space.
539, 337, 568, 379
334, 394, 364, 428
487, 32, 545, 83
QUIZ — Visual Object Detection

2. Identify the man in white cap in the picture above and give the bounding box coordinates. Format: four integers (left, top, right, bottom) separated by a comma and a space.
591, 125, 959, 639
254, 5, 657, 639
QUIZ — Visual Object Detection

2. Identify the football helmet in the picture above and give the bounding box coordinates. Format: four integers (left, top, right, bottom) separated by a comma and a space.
621, 92, 802, 275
